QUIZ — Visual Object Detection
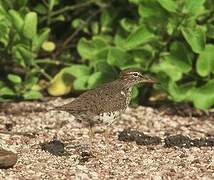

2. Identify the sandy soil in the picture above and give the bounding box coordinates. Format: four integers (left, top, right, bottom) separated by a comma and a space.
0, 98, 213, 179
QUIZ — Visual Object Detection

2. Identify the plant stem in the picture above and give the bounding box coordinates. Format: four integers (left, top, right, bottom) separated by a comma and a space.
40, 0, 95, 23
35, 59, 72, 66
34, 63, 52, 80
54, 9, 101, 57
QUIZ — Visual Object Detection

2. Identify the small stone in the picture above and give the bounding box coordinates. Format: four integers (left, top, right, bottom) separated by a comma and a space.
164, 134, 192, 148
118, 129, 161, 146
5, 123, 13, 131
40, 139, 65, 156
79, 151, 94, 163
118, 129, 141, 142
135, 134, 161, 146
0, 148, 17, 169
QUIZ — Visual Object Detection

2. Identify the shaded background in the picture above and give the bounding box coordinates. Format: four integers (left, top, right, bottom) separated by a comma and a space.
0, 0, 213, 109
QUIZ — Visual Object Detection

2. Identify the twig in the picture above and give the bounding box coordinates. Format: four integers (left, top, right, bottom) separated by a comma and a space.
35, 59, 72, 66
34, 63, 52, 80
54, 9, 101, 57
40, 0, 95, 23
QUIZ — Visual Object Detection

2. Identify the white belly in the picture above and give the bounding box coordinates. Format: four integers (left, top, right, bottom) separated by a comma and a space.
97, 111, 121, 125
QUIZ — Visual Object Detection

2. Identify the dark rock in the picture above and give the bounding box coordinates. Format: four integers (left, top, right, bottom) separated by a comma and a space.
0, 149, 17, 169
40, 139, 65, 156
79, 151, 94, 163
192, 137, 214, 147
204, 137, 214, 146
5, 123, 13, 131
118, 129, 140, 142
136, 134, 161, 146
118, 129, 161, 145
164, 134, 192, 148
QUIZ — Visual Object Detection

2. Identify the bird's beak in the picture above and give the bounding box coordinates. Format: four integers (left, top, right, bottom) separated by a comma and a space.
144, 78, 156, 84
141, 75, 156, 84
145, 79, 156, 84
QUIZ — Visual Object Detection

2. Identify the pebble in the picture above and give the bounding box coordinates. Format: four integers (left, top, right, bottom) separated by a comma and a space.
0, 148, 17, 169
40, 139, 65, 156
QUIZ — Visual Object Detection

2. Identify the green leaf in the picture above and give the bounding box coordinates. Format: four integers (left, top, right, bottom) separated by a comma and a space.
23, 12, 38, 40
72, 18, 83, 28
12, 44, 34, 66
93, 60, 117, 75
138, 1, 166, 18
17, 46, 34, 66
158, 0, 178, 13
7, 74, 22, 84
120, 18, 138, 32
124, 25, 155, 49
73, 76, 89, 90
77, 37, 107, 60
48, 65, 91, 93
181, 26, 205, 53
17, 0, 28, 7
63, 65, 91, 78
0, 87, 15, 97
32, 28, 50, 51
107, 47, 129, 67
24, 76, 38, 90
196, 44, 214, 77
87, 72, 102, 88
168, 81, 214, 109
163, 42, 192, 73
23, 90, 43, 100
0, 23, 9, 47
114, 33, 126, 47
12, 45, 26, 67
49, 0, 56, 11
183, 0, 205, 15
91, 22, 99, 35
131, 86, 139, 99
138, 1, 169, 30
0, 81, 4, 88
87, 71, 115, 89
34, 3, 47, 14
100, 8, 114, 33
168, 81, 195, 102
130, 47, 154, 70
155, 42, 192, 82
151, 60, 183, 81
190, 80, 214, 109
9, 10, 24, 32
207, 24, 214, 39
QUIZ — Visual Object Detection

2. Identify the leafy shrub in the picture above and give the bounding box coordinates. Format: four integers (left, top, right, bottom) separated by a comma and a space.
75, 0, 214, 109
0, 0, 213, 109
0, 0, 51, 100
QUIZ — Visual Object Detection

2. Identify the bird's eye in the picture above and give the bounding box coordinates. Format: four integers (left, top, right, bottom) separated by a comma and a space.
133, 73, 139, 77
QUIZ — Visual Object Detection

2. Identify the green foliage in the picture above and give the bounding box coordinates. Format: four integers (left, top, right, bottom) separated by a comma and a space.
0, 0, 213, 109
0, 0, 51, 100
75, 0, 214, 109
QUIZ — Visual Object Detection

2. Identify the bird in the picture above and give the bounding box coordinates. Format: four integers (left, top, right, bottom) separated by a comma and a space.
54, 69, 155, 151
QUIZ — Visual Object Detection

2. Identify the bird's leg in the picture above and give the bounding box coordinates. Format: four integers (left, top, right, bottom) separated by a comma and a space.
88, 124, 94, 152
104, 126, 110, 154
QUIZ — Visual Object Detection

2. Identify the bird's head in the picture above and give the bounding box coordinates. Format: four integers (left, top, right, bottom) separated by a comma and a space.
119, 69, 155, 87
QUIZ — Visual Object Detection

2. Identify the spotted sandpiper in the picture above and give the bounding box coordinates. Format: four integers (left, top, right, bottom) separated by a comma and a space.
55, 69, 155, 150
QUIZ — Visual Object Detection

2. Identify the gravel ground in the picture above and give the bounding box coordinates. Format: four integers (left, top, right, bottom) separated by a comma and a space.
0, 98, 213, 179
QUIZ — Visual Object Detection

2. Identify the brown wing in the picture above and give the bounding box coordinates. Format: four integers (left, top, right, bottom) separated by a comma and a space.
55, 80, 127, 115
